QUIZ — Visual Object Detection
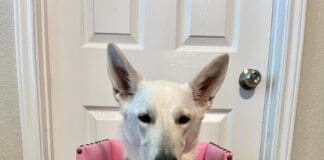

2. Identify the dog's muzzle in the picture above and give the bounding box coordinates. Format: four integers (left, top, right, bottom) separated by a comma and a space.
155, 150, 177, 160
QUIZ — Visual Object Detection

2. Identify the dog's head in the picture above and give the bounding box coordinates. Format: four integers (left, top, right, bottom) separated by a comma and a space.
107, 43, 229, 160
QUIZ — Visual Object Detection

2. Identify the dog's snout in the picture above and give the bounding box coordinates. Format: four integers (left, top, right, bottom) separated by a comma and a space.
155, 151, 177, 160
155, 155, 177, 160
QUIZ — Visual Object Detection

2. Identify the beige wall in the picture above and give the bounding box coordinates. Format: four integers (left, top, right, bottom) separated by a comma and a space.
291, 0, 324, 159
0, 0, 23, 159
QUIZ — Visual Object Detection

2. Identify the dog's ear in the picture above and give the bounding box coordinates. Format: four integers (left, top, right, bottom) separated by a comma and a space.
190, 54, 229, 108
107, 43, 142, 100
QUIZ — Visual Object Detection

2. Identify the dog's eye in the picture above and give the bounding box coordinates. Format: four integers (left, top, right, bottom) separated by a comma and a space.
138, 113, 153, 124
177, 116, 190, 124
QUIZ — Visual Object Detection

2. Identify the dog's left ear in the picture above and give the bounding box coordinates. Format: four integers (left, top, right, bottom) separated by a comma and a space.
107, 43, 142, 101
190, 54, 229, 108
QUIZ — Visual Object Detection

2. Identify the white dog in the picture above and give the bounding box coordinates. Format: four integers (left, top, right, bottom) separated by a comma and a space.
106, 43, 229, 160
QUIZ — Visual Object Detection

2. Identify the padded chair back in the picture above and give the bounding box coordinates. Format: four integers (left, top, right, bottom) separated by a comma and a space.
76, 139, 233, 160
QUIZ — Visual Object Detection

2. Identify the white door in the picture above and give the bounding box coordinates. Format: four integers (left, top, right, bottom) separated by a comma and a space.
47, 0, 272, 159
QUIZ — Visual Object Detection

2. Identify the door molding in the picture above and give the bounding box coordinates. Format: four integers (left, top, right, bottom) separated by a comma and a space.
260, 0, 307, 160
14, 0, 53, 160
14, 0, 307, 160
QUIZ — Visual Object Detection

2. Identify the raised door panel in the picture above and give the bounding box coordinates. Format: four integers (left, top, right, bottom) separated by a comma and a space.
177, 0, 238, 52
94, 0, 131, 34
83, 0, 144, 48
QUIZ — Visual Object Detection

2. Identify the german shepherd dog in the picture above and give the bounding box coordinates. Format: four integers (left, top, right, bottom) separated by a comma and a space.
106, 43, 229, 160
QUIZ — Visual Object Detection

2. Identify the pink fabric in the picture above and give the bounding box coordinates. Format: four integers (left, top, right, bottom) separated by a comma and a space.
76, 139, 233, 160
204, 142, 233, 160
196, 143, 208, 160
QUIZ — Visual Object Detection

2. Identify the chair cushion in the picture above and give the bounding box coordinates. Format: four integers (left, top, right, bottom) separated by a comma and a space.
76, 139, 233, 160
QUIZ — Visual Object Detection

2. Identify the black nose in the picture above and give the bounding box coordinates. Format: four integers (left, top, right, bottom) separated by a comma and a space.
155, 152, 177, 160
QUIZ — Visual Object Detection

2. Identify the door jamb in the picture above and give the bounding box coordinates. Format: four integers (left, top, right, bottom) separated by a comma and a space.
14, 0, 53, 159
14, 0, 307, 159
260, 0, 307, 160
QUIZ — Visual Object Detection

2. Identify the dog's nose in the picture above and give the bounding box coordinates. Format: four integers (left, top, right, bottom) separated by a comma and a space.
155, 152, 177, 160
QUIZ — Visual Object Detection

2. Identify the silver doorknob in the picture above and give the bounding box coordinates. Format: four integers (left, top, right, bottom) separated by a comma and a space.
239, 69, 261, 90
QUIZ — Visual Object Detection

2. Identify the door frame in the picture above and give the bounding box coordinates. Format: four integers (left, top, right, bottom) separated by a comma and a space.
14, 0, 307, 159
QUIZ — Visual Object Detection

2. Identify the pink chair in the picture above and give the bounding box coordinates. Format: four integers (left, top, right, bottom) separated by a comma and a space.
76, 139, 233, 160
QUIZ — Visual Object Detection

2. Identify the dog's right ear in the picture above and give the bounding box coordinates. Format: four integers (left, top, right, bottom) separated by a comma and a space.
107, 43, 142, 101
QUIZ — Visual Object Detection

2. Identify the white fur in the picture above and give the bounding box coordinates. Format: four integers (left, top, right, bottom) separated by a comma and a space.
107, 43, 229, 160
118, 81, 203, 160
